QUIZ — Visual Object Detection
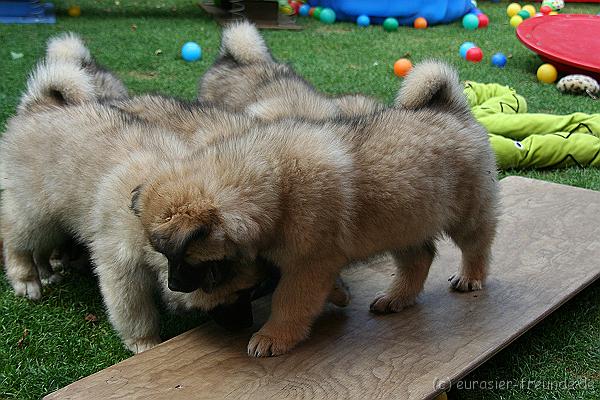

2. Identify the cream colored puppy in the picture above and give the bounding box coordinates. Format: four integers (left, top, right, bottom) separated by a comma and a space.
134, 61, 499, 357
0, 60, 265, 353
198, 21, 383, 121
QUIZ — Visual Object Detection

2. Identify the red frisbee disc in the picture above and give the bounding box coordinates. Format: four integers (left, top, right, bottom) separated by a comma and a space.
516, 14, 600, 79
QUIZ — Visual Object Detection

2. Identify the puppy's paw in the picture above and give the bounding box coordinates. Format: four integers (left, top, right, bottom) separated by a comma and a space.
247, 332, 297, 357
328, 278, 351, 307
369, 293, 415, 314
41, 273, 63, 286
448, 274, 483, 292
125, 336, 161, 354
13, 279, 42, 300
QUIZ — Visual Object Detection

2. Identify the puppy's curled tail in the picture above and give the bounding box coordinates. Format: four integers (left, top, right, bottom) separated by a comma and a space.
395, 60, 470, 117
219, 20, 273, 64
17, 60, 96, 114
46, 32, 92, 66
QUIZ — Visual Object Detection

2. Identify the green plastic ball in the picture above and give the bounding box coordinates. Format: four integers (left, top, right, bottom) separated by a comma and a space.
313, 6, 322, 19
319, 8, 336, 24
517, 9, 531, 19
462, 13, 479, 30
383, 17, 399, 32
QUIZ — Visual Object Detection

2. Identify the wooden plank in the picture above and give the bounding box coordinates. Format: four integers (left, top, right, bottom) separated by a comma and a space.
45, 177, 600, 400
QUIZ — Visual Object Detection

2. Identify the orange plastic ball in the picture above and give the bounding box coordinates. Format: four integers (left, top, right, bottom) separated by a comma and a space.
414, 17, 428, 29
394, 58, 413, 77
308, 7, 315, 17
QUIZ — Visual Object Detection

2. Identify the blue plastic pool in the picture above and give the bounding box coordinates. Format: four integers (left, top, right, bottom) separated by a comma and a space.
307, 0, 475, 25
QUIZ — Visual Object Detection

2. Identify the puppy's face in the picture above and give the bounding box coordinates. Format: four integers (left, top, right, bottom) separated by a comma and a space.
131, 176, 263, 324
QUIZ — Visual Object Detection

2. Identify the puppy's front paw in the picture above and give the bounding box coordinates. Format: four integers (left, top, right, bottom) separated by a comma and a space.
247, 329, 301, 358
125, 336, 161, 354
13, 279, 42, 300
369, 293, 415, 314
448, 274, 483, 292
328, 278, 351, 307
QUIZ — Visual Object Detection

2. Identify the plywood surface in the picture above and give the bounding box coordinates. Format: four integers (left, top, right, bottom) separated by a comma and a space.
45, 177, 600, 400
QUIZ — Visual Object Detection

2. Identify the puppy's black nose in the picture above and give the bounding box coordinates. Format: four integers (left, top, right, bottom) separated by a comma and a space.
168, 261, 202, 293
167, 259, 234, 294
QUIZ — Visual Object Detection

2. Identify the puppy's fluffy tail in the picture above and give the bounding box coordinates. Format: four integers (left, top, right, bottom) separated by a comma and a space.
219, 20, 273, 64
395, 60, 470, 117
17, 60, 96, 114
46, 32, 92, 66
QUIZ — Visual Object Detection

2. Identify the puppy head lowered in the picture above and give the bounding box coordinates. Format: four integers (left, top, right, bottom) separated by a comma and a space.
131, 172, 263, 298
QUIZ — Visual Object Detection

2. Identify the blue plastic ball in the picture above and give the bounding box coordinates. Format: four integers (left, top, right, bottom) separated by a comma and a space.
181, 42, 201, 62
471, 8, 483, 15
459, 41, 476, 59
462, 13, 479, 30
320, 8, 336, 24
357, 14, 370, 27
491, 52, 507, 68
299, 4, 310, 17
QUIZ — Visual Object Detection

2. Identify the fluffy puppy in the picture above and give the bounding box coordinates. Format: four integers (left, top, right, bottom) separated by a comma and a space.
24, 33, 129, 281
198, 21, 383, 121
1, 60, 266, 353
135, 60, 499, 357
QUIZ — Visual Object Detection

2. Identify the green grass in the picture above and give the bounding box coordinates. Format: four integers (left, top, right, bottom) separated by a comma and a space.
1, 1, 599, 398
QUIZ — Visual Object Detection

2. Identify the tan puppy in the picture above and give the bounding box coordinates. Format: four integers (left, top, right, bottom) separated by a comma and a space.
1, 59, 267, 353
198, 21, 383, 121
2, 35, 350, 352
134, 60, 499, 357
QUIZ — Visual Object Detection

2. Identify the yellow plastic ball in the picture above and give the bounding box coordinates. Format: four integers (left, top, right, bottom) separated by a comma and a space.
507, 3, 522, 17
510, 15, 523, 27
67, 5, 81, 17
549, 11, 558, 15
537, 63, 558, 83
523, 5, 536, 17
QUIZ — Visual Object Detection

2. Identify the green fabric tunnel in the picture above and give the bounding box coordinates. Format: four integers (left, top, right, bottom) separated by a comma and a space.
464, 82, 600, 170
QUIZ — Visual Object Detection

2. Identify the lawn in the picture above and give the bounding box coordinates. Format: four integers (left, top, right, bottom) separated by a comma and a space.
1, 1, 599, 399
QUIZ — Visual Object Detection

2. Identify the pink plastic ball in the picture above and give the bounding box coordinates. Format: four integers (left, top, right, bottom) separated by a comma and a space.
477, 14, 489, 28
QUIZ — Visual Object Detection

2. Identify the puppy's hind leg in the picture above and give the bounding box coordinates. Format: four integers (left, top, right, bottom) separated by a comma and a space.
448, 222, 496, 292
370, 241, 436, 314
4, 241, 42, 300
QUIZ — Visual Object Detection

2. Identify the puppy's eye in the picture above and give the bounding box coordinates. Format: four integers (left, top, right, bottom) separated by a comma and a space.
164, 216, 172, 222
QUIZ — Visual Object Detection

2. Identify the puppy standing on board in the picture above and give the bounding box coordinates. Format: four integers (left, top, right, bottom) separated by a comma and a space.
1, 33, 354, 353
135, 59, 500, 356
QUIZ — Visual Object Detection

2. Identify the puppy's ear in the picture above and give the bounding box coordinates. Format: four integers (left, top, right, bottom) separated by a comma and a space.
130, 185, 143, 217
221, 211, 260, 260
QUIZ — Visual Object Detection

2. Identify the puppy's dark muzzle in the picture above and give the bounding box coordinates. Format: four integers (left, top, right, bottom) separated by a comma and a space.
208, 261, 281, 331
168, 259, 233, 293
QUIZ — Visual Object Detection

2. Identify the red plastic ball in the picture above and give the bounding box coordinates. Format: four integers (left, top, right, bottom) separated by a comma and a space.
308, 7, 316, 16
477, 13, 489, 28
540, 5, 552, 15
466, 47, 483, 63
289, 1, 300, 14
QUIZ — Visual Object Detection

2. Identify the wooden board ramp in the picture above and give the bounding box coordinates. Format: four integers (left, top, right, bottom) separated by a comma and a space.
45, 177, 600, 400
